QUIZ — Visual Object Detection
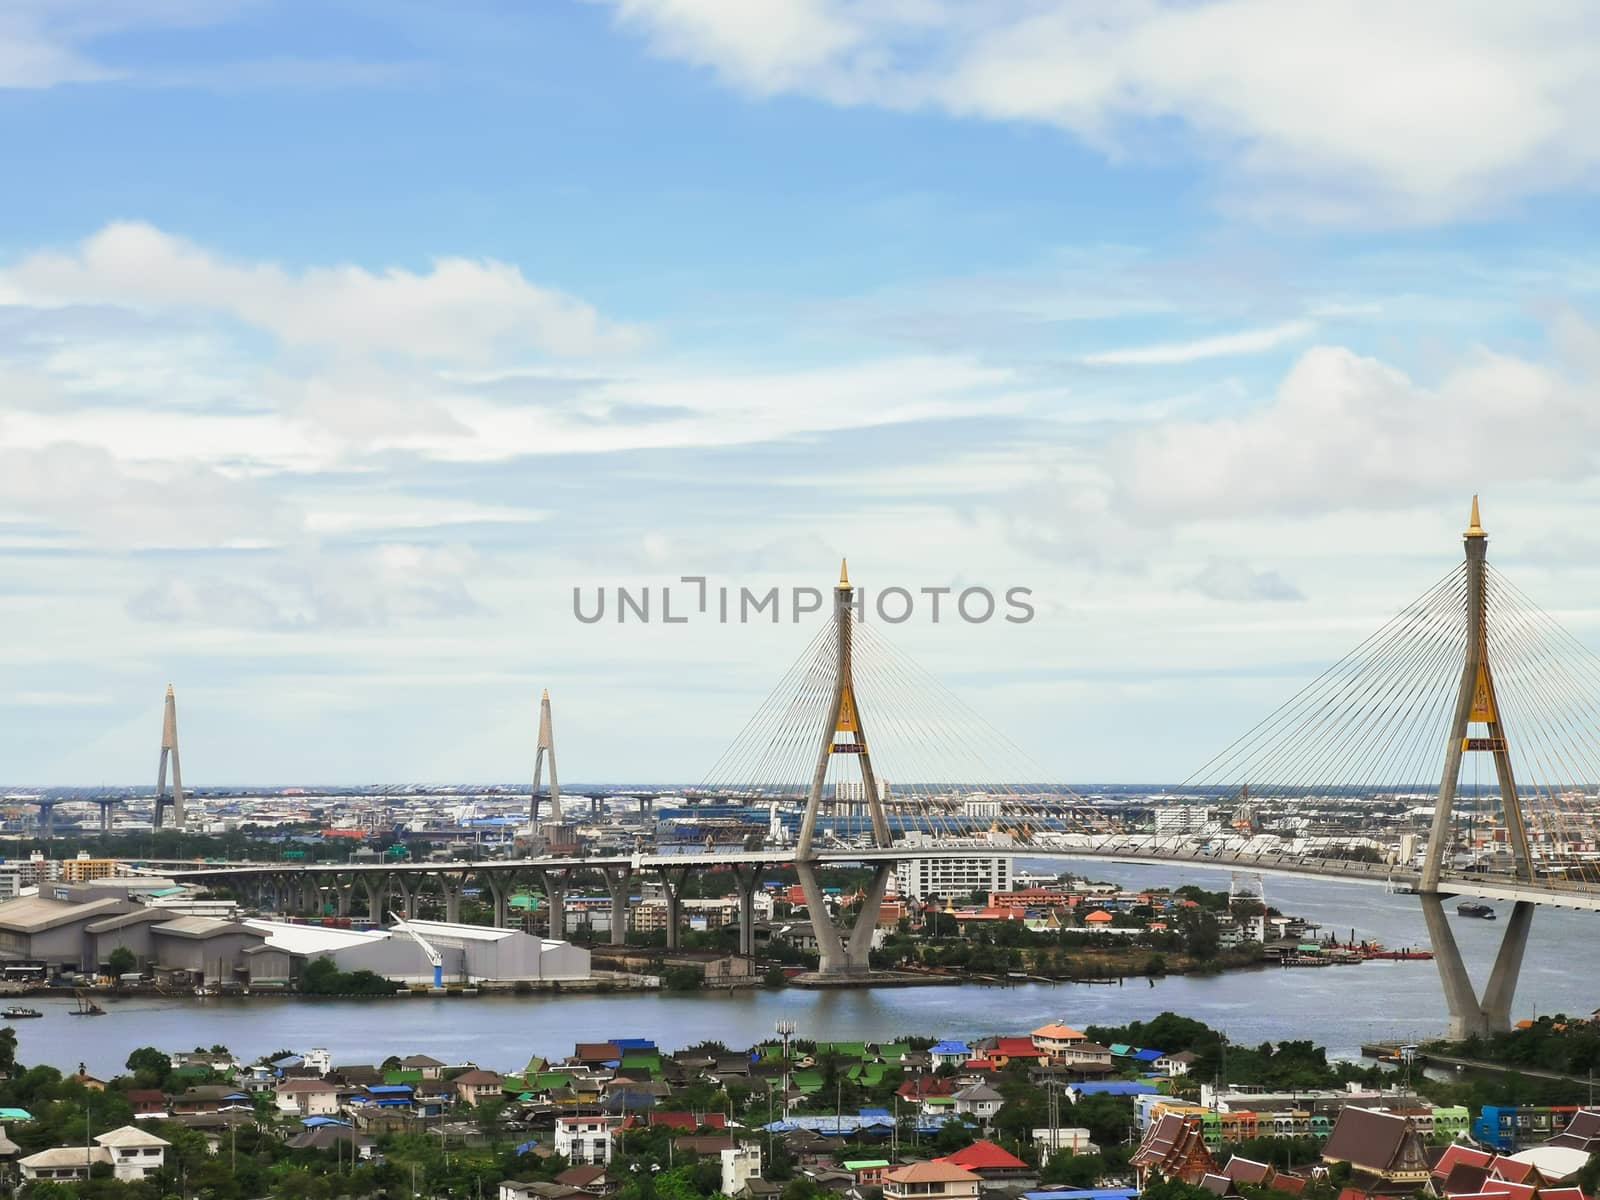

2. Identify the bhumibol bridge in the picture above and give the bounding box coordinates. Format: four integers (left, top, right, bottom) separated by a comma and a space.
154, 500, 1600, 1039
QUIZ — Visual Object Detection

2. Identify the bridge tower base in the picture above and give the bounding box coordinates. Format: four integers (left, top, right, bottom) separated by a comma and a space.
796, 561, 896, 977
1419, 499, 1537, 1038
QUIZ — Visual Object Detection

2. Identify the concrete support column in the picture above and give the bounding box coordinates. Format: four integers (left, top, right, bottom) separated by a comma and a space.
659, 868, 689, 951
1482, 900, 1536, 1032
486, 873, 515, 929
1421, 894, 1488, 1038
731, 865, 761, 957
845, 863, 894, 971
536, 869, 570, 940
395, 876, 418, 920
362, 876, 387, 922
603, 866, 633, 946
440, 874, 465, 925
334, 880, 353, 918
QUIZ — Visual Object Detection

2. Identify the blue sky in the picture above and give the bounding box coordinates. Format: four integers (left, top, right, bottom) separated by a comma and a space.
2, 0, 1599, 785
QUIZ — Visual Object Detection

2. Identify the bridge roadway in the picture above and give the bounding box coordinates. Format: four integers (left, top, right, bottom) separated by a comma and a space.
143, 840, 1600, 914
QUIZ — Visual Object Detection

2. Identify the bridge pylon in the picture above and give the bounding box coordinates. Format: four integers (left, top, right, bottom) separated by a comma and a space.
1420, 497, 1535, 1038
154, 683, 185, 830
796, 560, 896, 975
531, 688, 561, 831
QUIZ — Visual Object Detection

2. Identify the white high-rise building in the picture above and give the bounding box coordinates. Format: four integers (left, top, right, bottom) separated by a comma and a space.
895, 855, 1012, 901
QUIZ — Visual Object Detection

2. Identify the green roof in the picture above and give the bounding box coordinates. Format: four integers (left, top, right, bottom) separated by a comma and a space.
385, 1070, 425, 1085
844, 1161, 890, 1171
534, 1072, 574, 1090
878, 1044, 909, 1061
818, 1041, 867, 1060
791, 1071, 824, 1093
0, 1108, 31, 1121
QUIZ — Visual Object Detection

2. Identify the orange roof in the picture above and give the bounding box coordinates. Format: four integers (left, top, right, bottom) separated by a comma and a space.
1033, 1023, 1086, 1041
886, 1163, 981, 1185
1085, 910, 1114, 923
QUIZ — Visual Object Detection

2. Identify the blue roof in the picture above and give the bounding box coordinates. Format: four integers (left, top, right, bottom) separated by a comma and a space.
1024, 1191, 1138, 1200
367, 1085, 414, 1095
1069, 1082, 1160, 1097
859, 1108, 890, 1118
931, 1041, 971, 1054
612, 1038, 657, 1051
302, 1117, 352, 1128
1133, 1049, 1164, 1062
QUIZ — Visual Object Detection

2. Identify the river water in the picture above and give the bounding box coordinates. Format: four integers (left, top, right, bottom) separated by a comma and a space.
17, 863, 1600, 1078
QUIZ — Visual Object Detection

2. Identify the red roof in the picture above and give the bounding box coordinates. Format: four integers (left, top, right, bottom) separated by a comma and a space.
1433, 1145, 1495, 1180
992, 1037, 1043, 1059
647, 1112, 726, 1130
939, 1141, 1029, 1171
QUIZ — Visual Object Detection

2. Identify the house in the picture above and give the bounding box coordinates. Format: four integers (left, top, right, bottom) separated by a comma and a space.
171, 1085, 253, 1116
1032, 1127, 1097, 1163
499, 1182, 590, 1200
454, 1069, 506, 1107
845, 1160, 892, 1187
882, 1162, 982, 1200
975, 1037, 1045, 1068
1320, 1107, 1436, 1199
1157, 1051, 1199, 1077
126, 1089, 168, 1119
1032, 1023, 1088, 1056
402, 1054, 447, 1080
938, 1140, 1031, 1181
952, 1082, 1004, 1123
555, 1115, 622, 1165
572, 1043, 624, 1068
723, 1145, 764, 1200
1131, 1113, 1218, 1187
20, 1125, 170, 1183
1059, 1042, 1115, 1070
930, 1042, 972, 1070
554, 1166, 617, 1195
276, 1078, 340, 1117
286, 1127, 376, 1159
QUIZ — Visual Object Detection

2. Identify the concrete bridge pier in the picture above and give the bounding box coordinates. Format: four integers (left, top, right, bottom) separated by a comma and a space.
394, 876, 419, 920
659, 867, 689, 951
361, 875, 387, 921
846, 863, 894, 968
535, 868, 571, 940
333, 880, 353, 918
731, 864, 760, 956
485, 872, 516, 929
603, 866, 632, 945
440, 874, 466, 924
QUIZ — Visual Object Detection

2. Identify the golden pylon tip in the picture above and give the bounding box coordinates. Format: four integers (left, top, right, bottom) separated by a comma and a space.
165, 683, 174, 697
837, 558, 850, 590
1466, 494, 1486, 538
541, 688, 550, 701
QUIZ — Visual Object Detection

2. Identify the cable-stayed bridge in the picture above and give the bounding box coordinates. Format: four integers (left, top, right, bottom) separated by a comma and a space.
155, 501, 1600, 1038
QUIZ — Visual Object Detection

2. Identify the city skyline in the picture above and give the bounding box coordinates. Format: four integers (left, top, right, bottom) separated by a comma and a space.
3, 3, 1599, 783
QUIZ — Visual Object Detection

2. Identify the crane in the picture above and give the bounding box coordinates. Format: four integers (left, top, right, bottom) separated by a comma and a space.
388, 911, 445, 988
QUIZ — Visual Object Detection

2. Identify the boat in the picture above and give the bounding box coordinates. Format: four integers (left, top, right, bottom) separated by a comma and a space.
0, 1007, 42, 1019
1456, 902, 1496, 919
70, 990, 105, 1016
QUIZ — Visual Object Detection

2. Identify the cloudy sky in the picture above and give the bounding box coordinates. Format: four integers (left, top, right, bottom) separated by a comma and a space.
3, 1, 1599, 786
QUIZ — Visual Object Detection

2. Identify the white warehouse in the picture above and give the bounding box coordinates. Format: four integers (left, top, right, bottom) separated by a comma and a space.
242, 918, 590, 986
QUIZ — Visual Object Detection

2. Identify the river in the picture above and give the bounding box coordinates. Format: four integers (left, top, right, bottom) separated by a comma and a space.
15, 863, 1599, 1078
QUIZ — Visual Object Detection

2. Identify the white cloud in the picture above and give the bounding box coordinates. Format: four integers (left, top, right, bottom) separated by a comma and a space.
1188, 556, 1305, 603
1112, 328, 1599, 524
599, 0, 1600, 223
5, 221, 647, 360
0, 442, 300, 549
1080, 320, 1315, 366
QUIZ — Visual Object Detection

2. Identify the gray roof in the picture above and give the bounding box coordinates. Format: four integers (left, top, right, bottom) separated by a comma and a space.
0, 896, 132, 934
85, 908, 171, 934
151, 916, 261, 940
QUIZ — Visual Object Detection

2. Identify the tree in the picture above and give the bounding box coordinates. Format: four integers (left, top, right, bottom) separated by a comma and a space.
125, 1047, 172, 1088
106, 947, 136, 978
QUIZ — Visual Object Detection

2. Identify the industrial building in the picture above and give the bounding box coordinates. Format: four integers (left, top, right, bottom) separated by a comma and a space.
0, 889, 589, 986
